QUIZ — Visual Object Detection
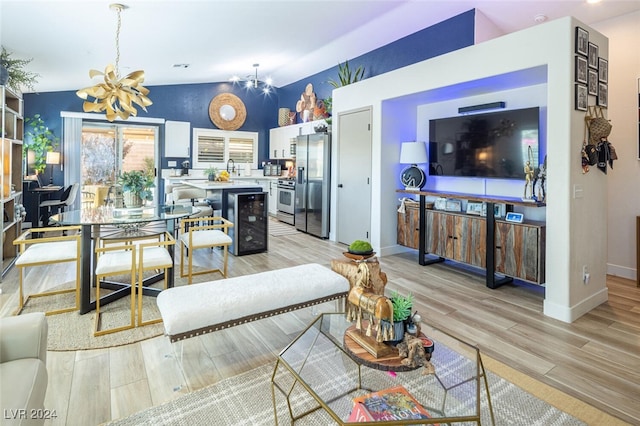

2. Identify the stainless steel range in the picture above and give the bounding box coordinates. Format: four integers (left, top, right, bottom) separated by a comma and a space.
276, 178, 295, 225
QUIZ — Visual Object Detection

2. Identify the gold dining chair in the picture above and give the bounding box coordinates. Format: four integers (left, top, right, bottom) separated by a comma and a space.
13, 225, 82, 315
136, 231, 175, 326
179, 216, 233, 284
93, 237, 137, 336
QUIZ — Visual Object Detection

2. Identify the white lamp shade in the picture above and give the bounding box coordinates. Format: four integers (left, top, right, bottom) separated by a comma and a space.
399, 141, 427, 164
46, 151, 61, 165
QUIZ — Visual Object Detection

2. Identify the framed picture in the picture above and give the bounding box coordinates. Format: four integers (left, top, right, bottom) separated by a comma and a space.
575, 26, 589, 56
575, 83, 588, 111
597, 82, 608, 108
466, 201, 483, 216
598, 57, 608, 83
588, 69, 598, 95
434, 197, 447, 211
445, 199, 462, 212
588, 42, 598, 69
575, 56, 588, 84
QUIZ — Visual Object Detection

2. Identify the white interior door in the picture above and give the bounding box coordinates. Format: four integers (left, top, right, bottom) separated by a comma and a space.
337, 108, 372, 244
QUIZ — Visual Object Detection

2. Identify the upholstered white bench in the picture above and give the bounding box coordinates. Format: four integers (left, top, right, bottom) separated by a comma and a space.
157, 263, 350, 342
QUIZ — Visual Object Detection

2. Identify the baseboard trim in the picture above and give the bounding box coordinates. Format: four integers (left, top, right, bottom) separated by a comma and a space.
607, 263, 636, 281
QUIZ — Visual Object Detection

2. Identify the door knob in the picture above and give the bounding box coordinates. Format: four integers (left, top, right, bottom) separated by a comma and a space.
338, 184, 343, 188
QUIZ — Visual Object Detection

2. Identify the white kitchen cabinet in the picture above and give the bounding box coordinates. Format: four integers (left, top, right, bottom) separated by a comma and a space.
268, 180, 278, 216
268, 119, 327, 160
165, 120, 190, 157
254, 178, 278, 216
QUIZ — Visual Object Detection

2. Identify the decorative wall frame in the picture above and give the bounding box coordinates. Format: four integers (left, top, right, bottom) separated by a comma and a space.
597, 82, 608, 108
588, 43, 598, 69
575, 56, 588, 84
575, 27, 589, 56
598, 58, 608, 83
588, 69, 598, 96
575, 84, 588, 111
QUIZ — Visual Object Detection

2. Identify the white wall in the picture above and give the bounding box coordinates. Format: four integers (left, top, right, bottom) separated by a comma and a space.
332, 17, 610, 322
593, 11, 640, 281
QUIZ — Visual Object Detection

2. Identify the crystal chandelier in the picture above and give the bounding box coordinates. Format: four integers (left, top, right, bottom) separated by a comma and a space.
230, 63, 273, 94
76, 3, 152, 121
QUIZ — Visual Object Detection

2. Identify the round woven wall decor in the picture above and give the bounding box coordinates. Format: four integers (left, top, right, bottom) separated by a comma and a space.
208, 93, 247, 130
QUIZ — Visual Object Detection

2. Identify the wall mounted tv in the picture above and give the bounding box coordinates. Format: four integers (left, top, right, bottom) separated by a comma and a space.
428, 106, 540, 179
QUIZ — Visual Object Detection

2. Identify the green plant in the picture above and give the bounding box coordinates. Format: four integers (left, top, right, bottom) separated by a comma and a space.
1, 46, 40, 93
24, 114, 59, 174
324, 97, 333, 125
390, 291, 414, 322
349, 239, 372, 253
204, 166, 218, 177
118, 170, 154, 201
328, 60, 365, 89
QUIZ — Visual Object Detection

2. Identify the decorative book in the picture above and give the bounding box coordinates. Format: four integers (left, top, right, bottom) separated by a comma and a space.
348, 385, 435, 423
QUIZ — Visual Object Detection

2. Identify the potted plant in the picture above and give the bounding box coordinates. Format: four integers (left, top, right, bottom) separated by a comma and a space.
24, 114, 59, 174
1, 46, 40, 93
386, 291, 414, 343
118, 170, 154, 208
204, 166, 218, 181
325, 60, 365, 127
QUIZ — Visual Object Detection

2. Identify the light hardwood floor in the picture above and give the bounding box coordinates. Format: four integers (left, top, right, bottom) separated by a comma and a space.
1, 226, 638, 425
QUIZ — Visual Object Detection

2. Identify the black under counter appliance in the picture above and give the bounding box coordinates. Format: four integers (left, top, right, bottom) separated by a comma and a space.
227, 191, 268, 256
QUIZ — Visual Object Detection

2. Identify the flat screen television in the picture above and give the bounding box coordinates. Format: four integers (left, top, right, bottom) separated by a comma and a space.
428, 107, 540, 179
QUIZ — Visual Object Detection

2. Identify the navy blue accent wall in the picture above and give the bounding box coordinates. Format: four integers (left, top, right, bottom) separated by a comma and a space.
277, 10, 475, 117
23, 8, 474, 185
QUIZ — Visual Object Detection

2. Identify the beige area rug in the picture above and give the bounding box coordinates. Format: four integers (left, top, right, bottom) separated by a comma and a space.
269, 218, 300, 237
16, 268, 199, 351
106, 348, 591, 426
19, 281, 165, 351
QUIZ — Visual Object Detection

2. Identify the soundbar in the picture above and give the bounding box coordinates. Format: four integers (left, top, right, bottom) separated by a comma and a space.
458, 101, 506, 114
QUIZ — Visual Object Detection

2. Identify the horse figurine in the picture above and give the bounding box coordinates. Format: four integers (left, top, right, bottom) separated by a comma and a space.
345, 262, 395, 342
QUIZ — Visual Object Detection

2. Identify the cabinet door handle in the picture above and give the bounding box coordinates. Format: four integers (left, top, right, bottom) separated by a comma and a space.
338, 184, 343, 188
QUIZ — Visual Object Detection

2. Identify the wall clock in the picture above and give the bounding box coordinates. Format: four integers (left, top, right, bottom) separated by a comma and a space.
209, 93, 246, 130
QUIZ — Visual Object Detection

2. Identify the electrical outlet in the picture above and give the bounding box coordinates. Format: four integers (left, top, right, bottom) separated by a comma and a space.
582, 265, 589, 284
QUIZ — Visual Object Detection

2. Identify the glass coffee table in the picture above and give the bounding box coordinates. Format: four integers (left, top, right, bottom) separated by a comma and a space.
271, 313, 495, 425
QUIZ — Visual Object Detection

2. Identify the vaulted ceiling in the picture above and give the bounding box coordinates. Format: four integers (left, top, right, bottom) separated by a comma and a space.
1, 0, 639, 93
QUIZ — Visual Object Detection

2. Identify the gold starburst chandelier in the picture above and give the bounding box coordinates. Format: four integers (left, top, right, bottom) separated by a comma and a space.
76, 3, 151, 122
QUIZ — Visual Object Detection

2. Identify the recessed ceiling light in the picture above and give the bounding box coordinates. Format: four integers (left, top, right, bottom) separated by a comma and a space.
173, 64, 190, 69
534, 14, 547, 23
586, 0, 602, 4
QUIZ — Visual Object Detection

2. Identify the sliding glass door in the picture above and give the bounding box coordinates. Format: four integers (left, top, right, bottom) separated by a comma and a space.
80, 122, 158, 206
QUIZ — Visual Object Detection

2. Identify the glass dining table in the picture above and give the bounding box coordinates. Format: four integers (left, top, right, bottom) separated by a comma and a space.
50, 204, 199, 314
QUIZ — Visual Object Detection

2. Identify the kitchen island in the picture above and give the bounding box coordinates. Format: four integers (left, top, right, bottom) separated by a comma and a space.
181, 180, 268, 255
180, 180, 263, 218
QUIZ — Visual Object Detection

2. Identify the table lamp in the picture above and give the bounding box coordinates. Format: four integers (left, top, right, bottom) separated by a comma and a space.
399, 141, 427, 190
45, 151, 61, 185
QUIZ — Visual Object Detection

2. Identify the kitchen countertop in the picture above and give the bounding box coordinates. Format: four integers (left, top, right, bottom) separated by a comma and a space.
181, 180, 268, 190
163, 174, 282, 181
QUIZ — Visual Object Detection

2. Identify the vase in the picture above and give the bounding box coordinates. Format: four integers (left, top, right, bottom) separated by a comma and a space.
278, 108, 290, 127
0, 65, 8, 86
381, 320, 406, 344
123, 192, 143, 208
208, 174, 215, 181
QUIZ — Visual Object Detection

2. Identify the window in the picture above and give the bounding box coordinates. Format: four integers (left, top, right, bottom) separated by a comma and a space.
193, 128, 258, 169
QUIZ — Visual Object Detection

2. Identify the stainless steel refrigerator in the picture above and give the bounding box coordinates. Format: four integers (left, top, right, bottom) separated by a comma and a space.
295, 132, 330, 238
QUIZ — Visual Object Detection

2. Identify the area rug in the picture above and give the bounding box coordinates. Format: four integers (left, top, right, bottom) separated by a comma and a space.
269, 219, 300, 237
19, 281, 165, 351
106, 357, 586, 426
